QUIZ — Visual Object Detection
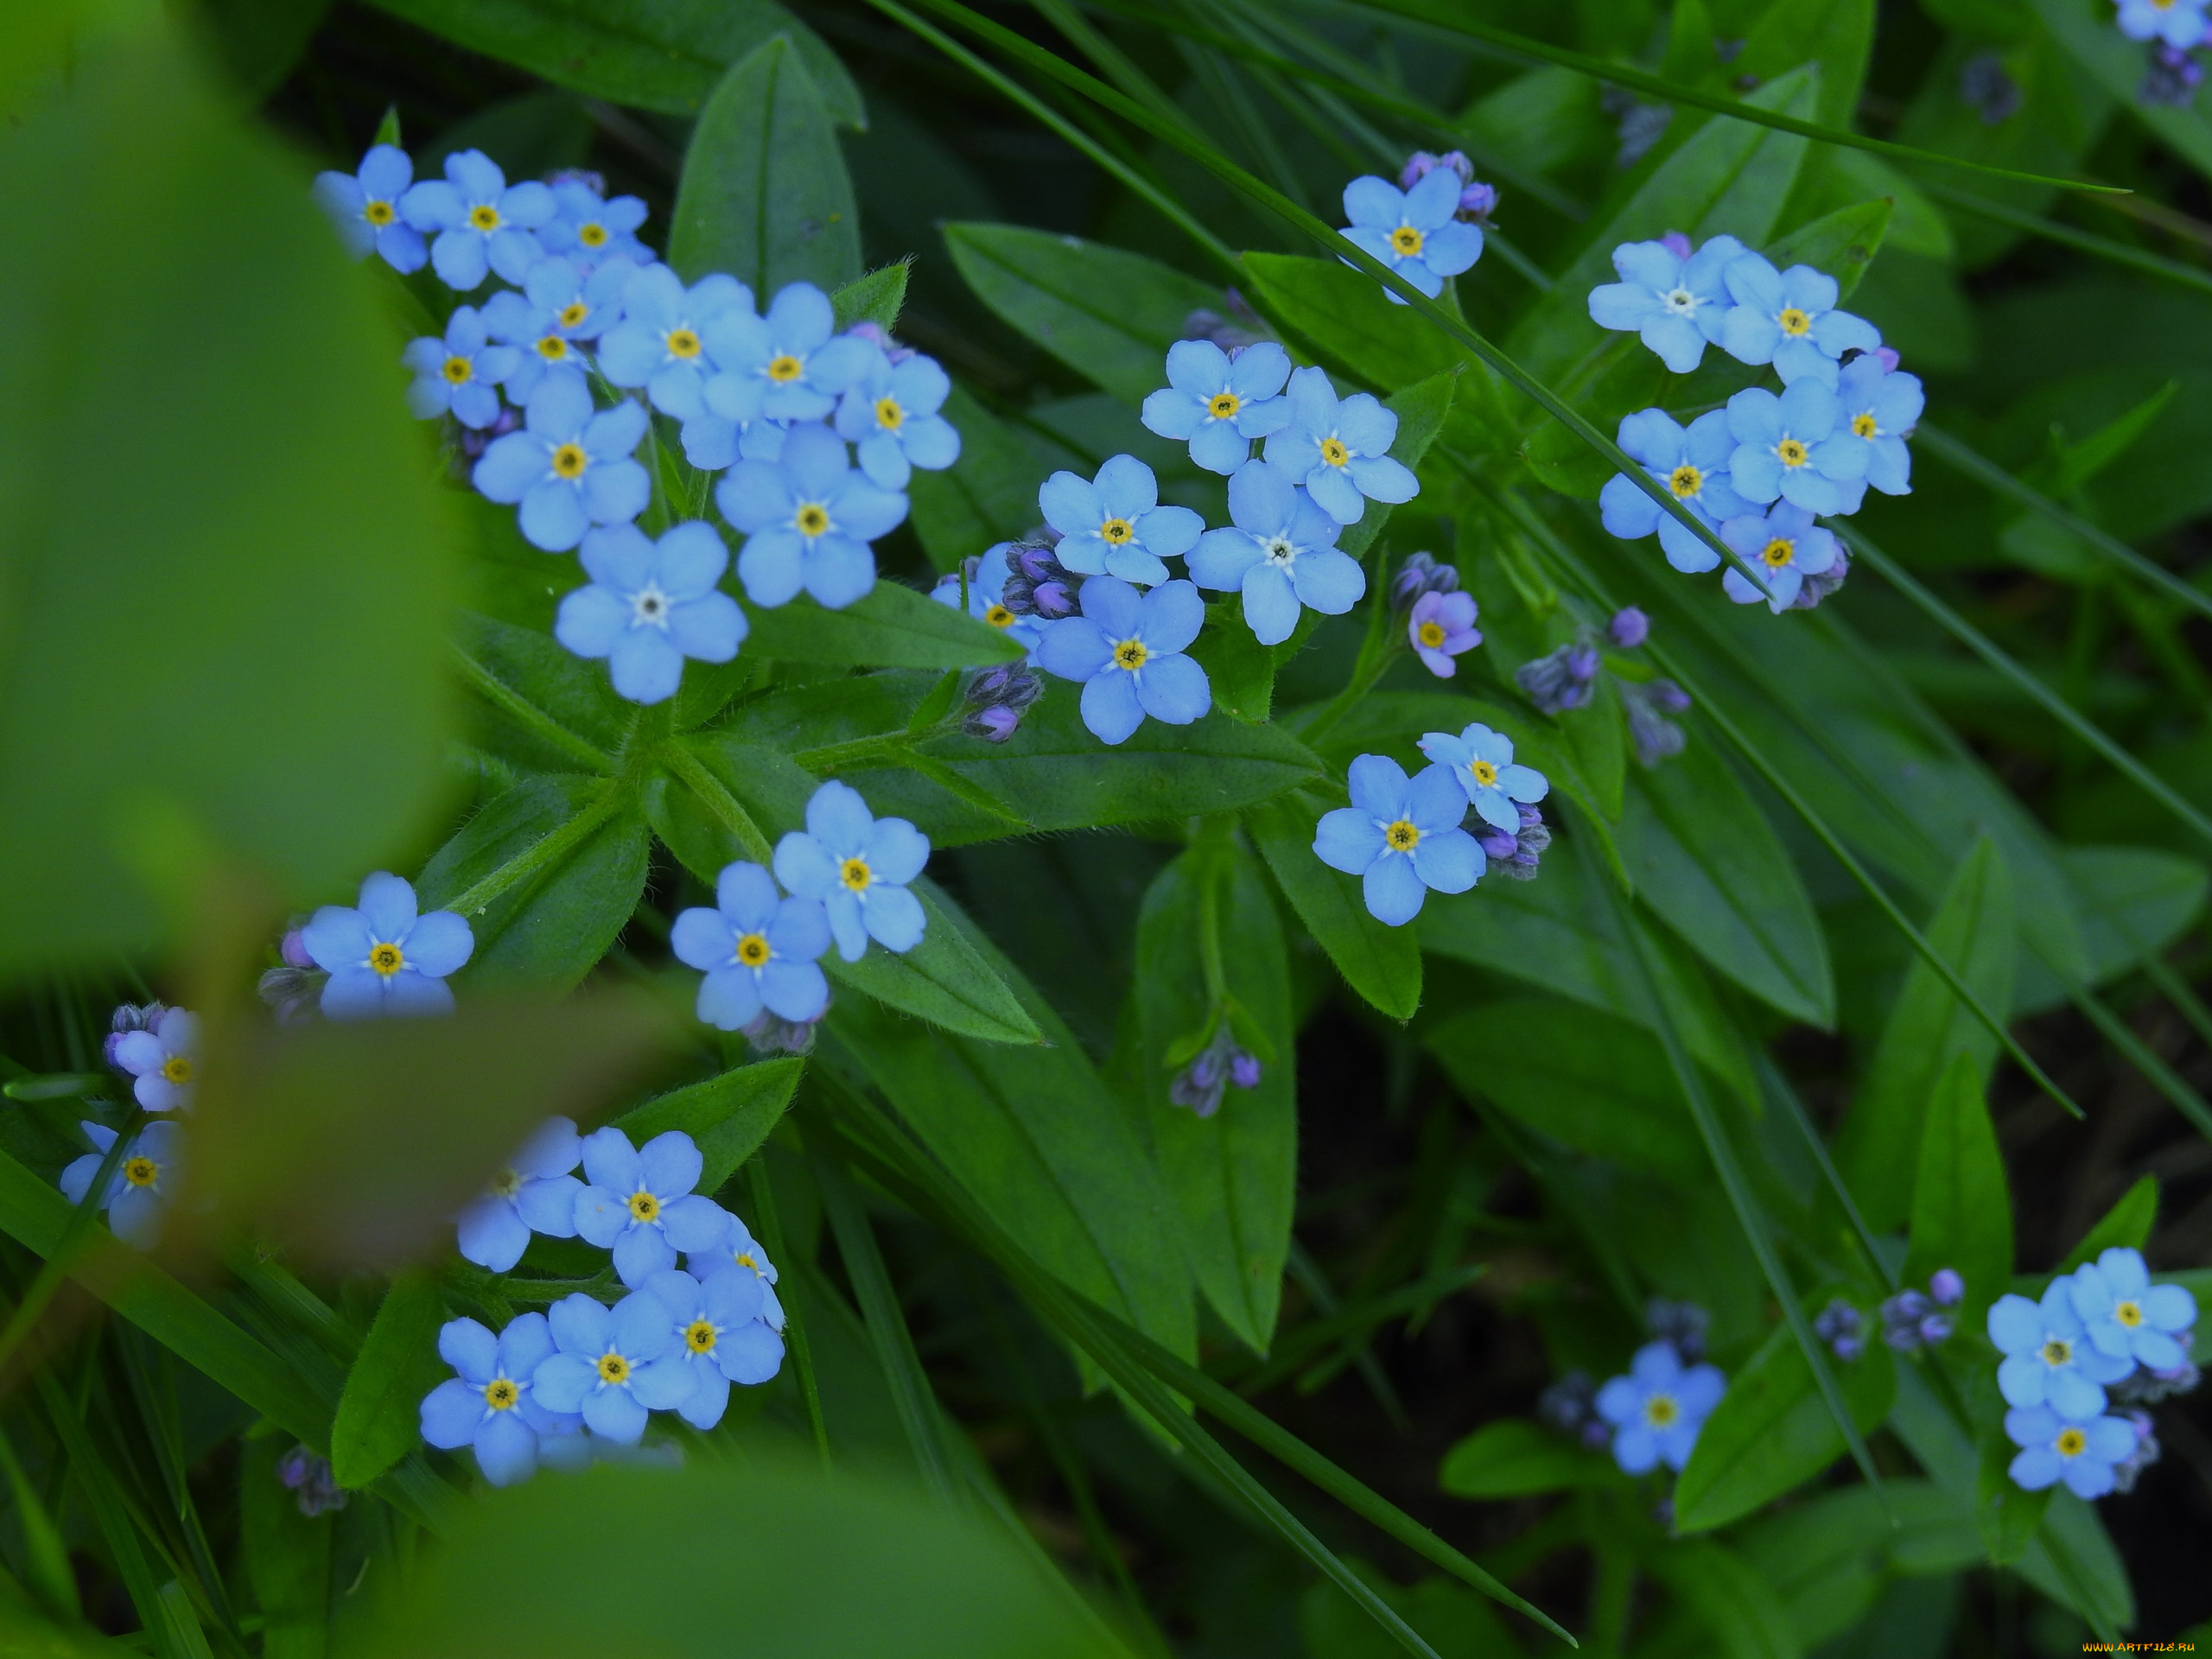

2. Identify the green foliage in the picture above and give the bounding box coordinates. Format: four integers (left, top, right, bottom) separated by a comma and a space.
331, 1274, 448, 1490
1437, 1418, 1617, 1498
613, 1058, 804, 1191
1904, 1054, 2014, 1328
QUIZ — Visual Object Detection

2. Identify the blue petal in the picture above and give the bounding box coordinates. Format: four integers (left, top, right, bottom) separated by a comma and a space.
1313, 809, 1384, 875
1079, 671, 1146, 745
1363, 855, 1426, 926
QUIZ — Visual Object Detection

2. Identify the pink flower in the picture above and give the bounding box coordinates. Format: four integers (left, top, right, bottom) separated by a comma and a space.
1408, 589, 1480, 677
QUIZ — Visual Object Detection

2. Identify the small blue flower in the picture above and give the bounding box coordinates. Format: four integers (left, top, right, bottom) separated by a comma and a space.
531, 1291, 691, 1443
689, 1211, 785, 1330
1595, 1341, 1726, 1474
2119, 0, 2210, 44
1988, 1280, 2135, 1420
1416, 721, 1550, 834
1312, 755, 1484, 926
717, 422, 906, 610
702, 282, 875, 424
1141, 340, 1294, 475
772, 780, 931, 963
1719, 502, 1840, 612
671, 862, 834, 1030
679, 410, 786, 474
1719, 253, 1883, 390
1034, 576, 1211, 745
632, 1268, 783, 1430
555, 521, 747, 705
2069, 1247, 2199, 1370
1832, 355, 1924, 497
60, 1119, 184, 1249
1725, 380, 1868, 518
538, 175, 652, 270
1262, 366, 1418, 527
2005, 1404, 2139, 1499
573, 1127, 733, 1288
301, 872, 474, 1020
1597, 408, 1750, 574
930, 543, 1043, 656
473, 376, 651, 553
109, 1006, 199, 1112
397, 148, 554, 291
1037, 455, 1203, 587
1187, 458, 1363, 645
400, 304, 518, 429
1586, 235, 1746, 374
1338, 168, 1483, 302
457, 1117, 584, 1274
481, 255, 630, 402
833, 346, 961, 490
311, 143, 427, 272
596, 264, 753, 421
419, 1313, 571, 1486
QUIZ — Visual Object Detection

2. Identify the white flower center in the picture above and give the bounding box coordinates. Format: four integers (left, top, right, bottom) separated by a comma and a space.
1662, 287, 1699, 315
1262, 534, 1297, 567
630, 582, 671, 628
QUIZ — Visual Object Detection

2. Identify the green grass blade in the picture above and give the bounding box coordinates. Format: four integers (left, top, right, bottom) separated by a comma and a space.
745, 1156, 831, 1471
35, 1370, 179, 1657
1754, 1053, 1897, 1290
1282, 1242, 1409, 1427
1920, 181, 2212, 297
2071, 987, 2212, 1139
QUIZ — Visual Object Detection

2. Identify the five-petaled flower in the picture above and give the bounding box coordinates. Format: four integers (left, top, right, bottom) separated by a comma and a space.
419, 1313, 572, 1486
457, 1117, 585, 1274
555, 521, 747, 705
1718, 502, 1839, 612
1313, 755, 1484, 926
1188, 459, 1365, 645
1263, 366, 1419, 527
1141, 340, 1294, 475
1408, 590, 1480, 677
1586, 234, 1747, 374
473, 375, 651, 552
1725, 380, 1868, 518
2117, 0, 2212, 45
671, 862, 834, 1030
2004, 1403, 2139, 1499
1418, 722, 1550, 834
1595, 1340, 1726, 1474
1338, 169, 1484, 301
632, 1268, 784, 1429
301, 872, 474, 1020
1719, 253, 1882, 390
1598, 408, 1750, 573
111, 1006, 200, 1113
718, 422, 906, 611
1035, 576, 1212, 745
772, 780, 931, 963
539, 176, 652, 270
690, 1211, 785, 1330
481, 255, 628, 403
573, 1127, 733, 1288
2068, 1248, 2198, 1370
313, 143, 427, 272
1830, 355, 1924, 497
531, 1291, 692, 1443
397, 148, 554, 291
1988, 1280, 2135, 1421
1038, 455, 1203, 587
702, 282, 875, 425
835, 346, 961, 490
60, 1119, 184, 1249
401, 304, 518, 429
598, 264, 753, 421
931, 543, 1044, 656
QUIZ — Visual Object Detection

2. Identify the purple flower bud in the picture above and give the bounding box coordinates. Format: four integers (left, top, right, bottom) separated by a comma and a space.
1647, 1297, 1709, 1363
1030, 579, 1079, 620
1478, 829, 1519, 860
1623, 681, 1688, 769
102, 1031, 128, 1070
1399, 149, 1474, 191
1929, 1267, 1964, 1306
257, 966, 323, 1025
1607, 607, 1649, 649
1566, 645, 1601, 683
276, 1446, 346, 1516
1660, 231, 1693, 262
1813, 1299, 1862, 1342
963, 704, 1021, 743
110, 1001, 166, 1035
1228, 1049, 1262, 1090
1872, 346, 1902, 373
1959, 51, 2023, 124
1917, 1313, 1954, 1345
1180, 289, 1275, 353
2143, 41, 2206, 106
1882, 1321, 1923, 1353
280, 928, 314, 969
1833, 1334, 1863, 1363
1390, 550, 1458, 610
743, 1007, 823, 1056
1648, 679, 1693, 715
1458, 181, 1500, 224
1539, 1370, 1597, 1434
1791, 547, 1851, 610
1516, 645, 1599, 715
547, 168, 607, 195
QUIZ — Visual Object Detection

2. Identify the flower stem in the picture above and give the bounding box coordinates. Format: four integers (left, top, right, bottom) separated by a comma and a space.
656, 741, 775, 864
440, 786, 628, 918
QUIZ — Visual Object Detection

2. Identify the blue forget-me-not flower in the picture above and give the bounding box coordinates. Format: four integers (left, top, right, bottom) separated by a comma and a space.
772, 780, 931, 963
680, 409, 787, 474
834, 346, 961, 490
1187, 458, 1364, 645
1989, 1280, 2135, 1420
419, 1313, 571, 1486
1719, 503, 1839, 612
397, 148, 554, 290
1338, 169, 1483, 301
1312, 755, 1484, 927
1595, 1340, 1726, 1474
531, 1291, 691, 1443
690, 1211, 785, 1330
1141, 340, 1294, 475
60, 1119, 184, 1249
632, 1268, 784, 1430
481, 255, 626, 402
312, 143, 427, 273
1417, 722, 1550, 834
596, 264, 753, 421
401, 304, 518, 429
301, 872, 474, 1020
702, 282, 875, 424
671, 862, 834, 1030
718, 421, 905, 610
473, 375, 651, 552
1586, 234, 1747, 373
457, 1117, 584, 1274
555, 521, 747, 705
1035, 575, 1211, 745
110, 1006, 199, 1113
1726, 379, 1868, 518
2118, 0, 2211, 45
573, 1127, 733, 1288
1719, 253, 1882, 389
931, 543, 1044, 656
1598, 408, 1751, 573
1831, 355, 1924, 496
1263, 366, 1418, 527
2069, 1248, 2198, 1371
2005, 1404, 2139, 1499
539, 175, 652, 270
1038, 455, 1203, 587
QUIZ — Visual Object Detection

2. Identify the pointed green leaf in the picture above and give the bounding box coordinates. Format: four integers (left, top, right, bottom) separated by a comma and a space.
1248, 790, 1421, 1020
2057, 1175, 2158, 1274
1904, 1054, 2012, 1332
614, 1058, 804, 1192
831, 261, 910, 333
330, 1274, 448, 1491
1438, 1419, 1619, 1498
742, 582, 1025, 669
833, 875, 1044, 1046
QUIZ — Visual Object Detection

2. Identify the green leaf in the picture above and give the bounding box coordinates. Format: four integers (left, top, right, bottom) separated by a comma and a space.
1437, 1419, 1617, 1498
741, 582, 1025, 669
0, 24, 461, 976
1427, 999, 1707, 1183
669, 35, 860, 296
943, 222, 1221, 404
614, 1058, 804, 1192
1638, 1540, 1801, 1659
908, 385, 1083, 570
1903, 1053, 2013, 1332
360, 0, 863, 124
1248, 791, 1421, 1020
2056, 1175, 2158, 1274
1973, 1359, 2052, 1566
1764, 198, 1891, 302
1674, 1316, 1896, 1533
1185, 598, 1281, 722
1834, 838, 2016, 1233
831, 261, 910, 333
1620, 733, 1835, 1027
452, 611, 626, 772
831, 876, 1044, 1046
330, 1274, 448, 1491
1737, 0, 1875, 127
241, 1436, 333, 1659
1134, 843, 1296, 1352
1239, 251, 1463, 395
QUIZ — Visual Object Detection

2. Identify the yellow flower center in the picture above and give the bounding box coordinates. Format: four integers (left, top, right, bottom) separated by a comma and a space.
364, 199, 396, 226
1777, 307, 1811, 336
1417, 620, 1446, 648
442, 355, 473, 385
735, 932, 771, 968
1668, 464, 1702, 499
735, 1251, 760, 1272
1853, 412, 1879, 438
579, 222, 608, 248
1644, 1393, 1679, 1427
2115, 1300, 2144, 1328
627, 1191, 660, 1224
1207, 391, 1240, 420
985, 604, 1016, 628
368, 942, 405, 976
1100, 517, 1134, 545
595, 1352, 629, 1385
1389, 224, 1425, 257
558, 301, 589, 329
484, 1378, 518, 1410
766, 353, 803, 383
2041, 1337, 2073, 1367
1113, 638, 1148, 671
123, 1156, 159, 1188
666, 327, 702, 359
550, 443, 588, 480
490, 1167, 523, 1198
1319, 437, 1351, 467
1777, 438, 1808, 468
840, 857, 873, 893
2056, 1427, 2088, 1456
685, 1319, 717, 1354
1470, 760, 1498, 787
1384, 819, 1420, 851
796, 503, 830, 537
874, 397, 905, 430
1762, 537, 1795, 569
537, 336, 569, 360
160, 1055, 193, 1085
467, 204, 501, 232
